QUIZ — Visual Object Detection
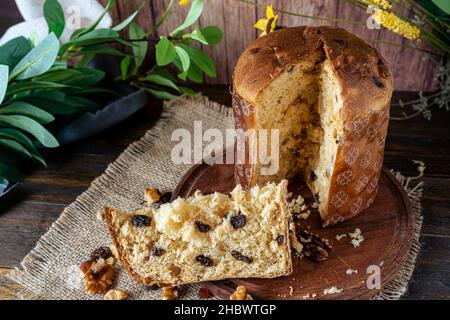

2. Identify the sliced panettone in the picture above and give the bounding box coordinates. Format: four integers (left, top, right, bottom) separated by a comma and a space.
104, 180, 292, 287
233, 26, 393, 226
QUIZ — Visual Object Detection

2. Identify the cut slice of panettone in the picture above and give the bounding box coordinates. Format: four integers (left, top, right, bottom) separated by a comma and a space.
104, 180, 292, 287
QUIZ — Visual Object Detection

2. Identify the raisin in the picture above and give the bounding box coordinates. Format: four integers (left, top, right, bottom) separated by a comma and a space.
310, 171, 317, 182
231, 250, 253, 264
132, 215, 152, 227
230, 214, 247, 229
196, 255, 213, 267
195, 221, 211, 233
144, 284, 160, 291
90, 247, 112, 261
275, 235, 284, 244
372, 76, 385, 88
152, 247, 166, 257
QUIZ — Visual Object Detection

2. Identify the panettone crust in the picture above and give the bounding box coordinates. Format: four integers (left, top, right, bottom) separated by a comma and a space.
233, 26, 393, 121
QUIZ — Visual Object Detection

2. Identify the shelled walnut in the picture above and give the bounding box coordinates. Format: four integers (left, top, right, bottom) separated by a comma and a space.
144, 188, 161, 205
230, 285, 253, 300
80, 247, 117, 295
161, 287, 180, 300
104, 289, 128, 300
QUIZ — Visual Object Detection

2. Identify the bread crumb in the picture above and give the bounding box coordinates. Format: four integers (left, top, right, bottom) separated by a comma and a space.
312, 202, 318, 209
379, 261, 384, 267
335, 233, 347, 241
289, 286, 294, 295
96, 210, 105, 221
302, 293, 310, 299
323, 286, 343, 295
346, 268, 358, 275
349, 228, 364, 248
312, 293, 317, 298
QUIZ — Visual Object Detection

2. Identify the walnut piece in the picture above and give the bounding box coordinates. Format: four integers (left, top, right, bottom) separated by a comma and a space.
144, 188, 161, 205
161, 287, 180, 300
80, 259, 116, 295
104, 289, 128, 300
230, 285, 253, 300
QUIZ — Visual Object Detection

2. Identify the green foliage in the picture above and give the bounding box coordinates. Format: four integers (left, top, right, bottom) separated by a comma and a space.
44, 0, 65, 38
0, 0, 222, 190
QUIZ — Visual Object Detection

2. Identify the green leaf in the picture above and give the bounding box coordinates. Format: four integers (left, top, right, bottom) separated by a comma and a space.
44, 0, 65, 38
0, 37, 32, 70
0, 138, 32, 162
148, 0, 174, 36
0, 128, 46, 166
152, 67, 177, 82
35, 68, 105, 87
0, 162, 24, 182
145, 74, 179, 92
171, 0, 204, 35
185, 28, 208, 44
121, 56, 132, 80
179, 44, 216, 77
6, 81, 72, 97
173, 57, 203, 83
20, 92, 78, 115
0, 102, 55, 124
0, 115, 59, 148
432, 0, 450, 14
196, 26, 222, 45
113, 3, 144, 31
0, 176, 8, 186
129, 23, 148, 69
0, 65, 8, 104
155, 37, 176, 66
65, 96, 100, 111
76, 53, 95, 68
174, 46, 190, 79
60, 29, 120, 53
75, 45, 129, 57
145, 88, 178, 100
179, 86, 199, 96
10, 33, 59, 80
71, 0, 115, 40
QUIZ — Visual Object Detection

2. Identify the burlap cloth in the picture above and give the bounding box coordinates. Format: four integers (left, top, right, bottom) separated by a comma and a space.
8, 96, 423, 300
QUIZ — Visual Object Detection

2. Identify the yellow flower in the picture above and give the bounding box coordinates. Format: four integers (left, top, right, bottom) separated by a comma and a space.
254, 5, 278, 37
365, 0, 392, 10
179, 0, 191, 5
372, 9, 420, 40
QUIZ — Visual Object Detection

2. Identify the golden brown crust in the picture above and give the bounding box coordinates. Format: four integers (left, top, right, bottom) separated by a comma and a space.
233, 26, 393, 119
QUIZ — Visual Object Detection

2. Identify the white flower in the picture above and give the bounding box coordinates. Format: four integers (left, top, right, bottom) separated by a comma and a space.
1, 0, 112, 45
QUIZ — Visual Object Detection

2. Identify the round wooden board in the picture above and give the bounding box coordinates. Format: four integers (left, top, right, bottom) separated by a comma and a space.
173, 164, 415, 300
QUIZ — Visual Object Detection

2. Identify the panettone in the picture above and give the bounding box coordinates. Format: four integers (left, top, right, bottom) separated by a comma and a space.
232, 26, 393, 226
104, 181, 292, 287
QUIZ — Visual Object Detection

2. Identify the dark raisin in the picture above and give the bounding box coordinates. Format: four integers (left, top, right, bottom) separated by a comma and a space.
195, 221, 211, 233
310, 171, 317, 182
372, 76, 385, 88
152, 247, 166, 257
132, 215, 152, 227
231, 250, 253, 264
275, 235, 285, 245
196, 255, 213, 267
230, 214, 247, 229
90, 246, 112, 261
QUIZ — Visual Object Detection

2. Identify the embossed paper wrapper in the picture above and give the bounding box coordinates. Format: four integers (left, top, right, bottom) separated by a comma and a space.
9, 96, 423, 300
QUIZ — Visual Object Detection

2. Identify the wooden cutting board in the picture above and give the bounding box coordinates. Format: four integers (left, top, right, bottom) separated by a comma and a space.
172, 163, 415, 300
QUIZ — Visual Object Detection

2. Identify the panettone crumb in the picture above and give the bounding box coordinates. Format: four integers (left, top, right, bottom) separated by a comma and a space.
346, 268, 358, 275
104, 289, 128, 300
349, 228, 364, 248
323, 286, 343, 295
289, 285, 294, 295
335, 233, 347, 241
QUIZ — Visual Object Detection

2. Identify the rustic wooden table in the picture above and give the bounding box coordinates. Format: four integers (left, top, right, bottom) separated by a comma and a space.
0, 87, 449, 300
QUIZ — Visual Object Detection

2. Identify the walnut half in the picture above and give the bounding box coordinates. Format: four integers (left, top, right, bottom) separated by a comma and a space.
80, 258, 116, 295
161, 287, 180, 300
230, 285, 253, 300
104, 289, 128, 300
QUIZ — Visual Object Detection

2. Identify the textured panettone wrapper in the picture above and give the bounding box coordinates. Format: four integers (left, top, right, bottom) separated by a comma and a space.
8, 96, 422, 300
231, 92, 390, 227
